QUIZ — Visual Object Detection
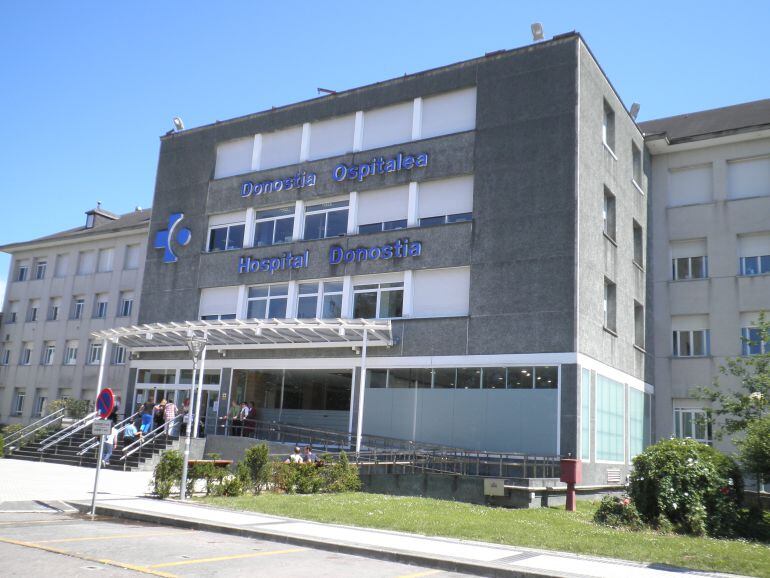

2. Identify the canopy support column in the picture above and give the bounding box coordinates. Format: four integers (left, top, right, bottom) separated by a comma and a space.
193, 343, 207, 439
355, 329, 368, 455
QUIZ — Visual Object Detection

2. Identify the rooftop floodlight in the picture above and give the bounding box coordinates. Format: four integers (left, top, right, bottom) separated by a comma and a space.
630, 103, 641, 120
531, 22, 544, 41
172, 116, 185, 131
317, 87, 337, 95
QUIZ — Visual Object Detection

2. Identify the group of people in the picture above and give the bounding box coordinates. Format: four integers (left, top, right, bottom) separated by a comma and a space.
135, 397, 187, 437
284, 445, 319, 464
221, 400, 259, 437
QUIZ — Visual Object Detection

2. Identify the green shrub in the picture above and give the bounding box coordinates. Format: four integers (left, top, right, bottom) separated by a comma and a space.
48, 398, 91, 419
269, 451, 361, 494
189, 461, 227, 496
215, 474, 244, 497
320, 451, 362, 493
153, 450, 183, 499
0, 433, 4, 457
241, 443, 271, 493
593, 495, 644, 531
1, 423, 23, 437
738, 415, 770, 484
629, 438, 742, 537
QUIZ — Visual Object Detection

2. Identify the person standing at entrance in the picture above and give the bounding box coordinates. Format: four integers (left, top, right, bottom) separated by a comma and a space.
238, 402, 250, 437
102, 422, 118, 467
164, 398, 178, 436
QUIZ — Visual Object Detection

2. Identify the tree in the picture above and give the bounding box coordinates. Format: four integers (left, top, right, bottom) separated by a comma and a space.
695, 311, 770, 438
738, 415, 770, 483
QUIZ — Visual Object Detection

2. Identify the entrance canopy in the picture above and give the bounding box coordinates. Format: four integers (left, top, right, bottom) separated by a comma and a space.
91, 318, 393, 351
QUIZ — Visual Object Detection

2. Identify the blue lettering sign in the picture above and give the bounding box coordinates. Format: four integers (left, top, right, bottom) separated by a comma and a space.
238, 250, 310, 274
332, 152, 429, 183
241, 172, 316, 198
329, 239, 421, 265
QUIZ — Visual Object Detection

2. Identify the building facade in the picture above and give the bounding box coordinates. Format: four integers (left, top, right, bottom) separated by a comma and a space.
131, 33, 652, 484
0, 207, 150, 423
642, 100, 770, 452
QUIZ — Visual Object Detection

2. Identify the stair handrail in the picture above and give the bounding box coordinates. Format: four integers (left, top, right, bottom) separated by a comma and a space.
76, 411, 141, 455
37, 411, 98, 452
120, 414, 183, 461
3, 408, 66, 448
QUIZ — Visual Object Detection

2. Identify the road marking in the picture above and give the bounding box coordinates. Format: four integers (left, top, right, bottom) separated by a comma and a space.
38, 530, 188, 543
0, 519, 71, 526
147, 548, 306, 568
0, 536, 178, 578
395, 571, 442, 578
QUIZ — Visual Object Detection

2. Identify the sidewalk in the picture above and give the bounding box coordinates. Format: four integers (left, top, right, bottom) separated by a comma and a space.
69, 496, 744, 578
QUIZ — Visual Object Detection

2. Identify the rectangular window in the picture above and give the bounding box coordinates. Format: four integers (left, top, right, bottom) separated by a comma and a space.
87, 341, 103, 365
634, 301, 645, 349
33, 392, 47, 418
308, 114, 355, 160
604, 278, 617, 333
260, 125, 302, 170
357, 185, 409, 233
118, 292, 134, 317
421, 87, 477, 139
417, 176, 474, 226
674, 407, 712, 444
54, 254, 68, 277
64, 341, 78, 365
71, 297, 85, 320
632, 142, 643, 188
208, 222, 245, 252
77, 250, 96, 275
727, 156, 770, 199
34, 259, 47, 280
7, 301, 18, 323
296, 281, 344, 319
246, 284, 288, 319
26, 300, 40, 322
254, 206, 294, 247
353, 281, 403, 319
596, 374, 624, 462
48, 297, 61, 321
12, 389, 25, 416
215, 137, 254, 179
740, 255, 770, 276
21, 343, 33, 365
602, 100, 615, 152
742, 327, 770, 355
362, 101, 413, 151
111, 344, 127, 365
580, 368, 591, 461
668, 164, 713, 207
124, 244, 141, 270
603, 187, 616, 241
303, 200, 349, 240
97, 248, 114, 272
1, 347, 10, 365
633, 220, 644, 267
42, 342, 55, 365
16, 261, 29, 282
672, 329, 710, 357
628, 388, 646, 459
93, 295, 108, 319
672, 256, 708, 280
412, 267, 470, 318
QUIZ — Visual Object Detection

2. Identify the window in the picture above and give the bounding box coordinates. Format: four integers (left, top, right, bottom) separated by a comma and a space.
97, 248, 114, 272
111, 344, 127, 365
353, 281, 403, 319
741, 327, 770, 355
12, 388, 25, 416
673, 329, 710, 357
214, 137, 254, 179
580, 369, 591, 461
42, 342, 55, 365
260, 125, 302, 170
71, 297, 85, 320
7, 301, 18, 323
93, 294, 108, 319
603, 279, 616, 333
412, 267, 470, 318
358, 220, 407, 234
16, 261, 29, 282
118, 292, 134, 317
668, 164, 713, 207
602, 100, 615, 153
254, 207, 294, 247
54, 254, 68, 277
20, 342, 33, 365
33, 392, 47, 418
124, 244, 141, 270
633, 220, 644, 267
368, 365, 558, 390
740, 255, 770, 276
632, 142, 643, 188
421, 87, 477, 139
672, 256, 708, 280
362, 101, 413, 151
34, 259, 47, 280
208, 222, 245, 252
200, 313, 237, 321
77, 250, 96, 275
674, 407, 712, 444
296, 281, 344, 319
357, 185, 408, 234
64, 341, 78, 365
246, 284, 288, 319
603, 187, 616, 241
26, 300, 40, 322
48, 297, 61, 321
634, 301, 645, 349
303, 200, 349, 240
596, 374, 624, 462
628, 388, 648, 459
137, 369, 176, 384
727, 156, 770, 199
87, 341, 103, 365
418, 176, 474, 226
308, 114, 355, 160
1, 346, 10, 365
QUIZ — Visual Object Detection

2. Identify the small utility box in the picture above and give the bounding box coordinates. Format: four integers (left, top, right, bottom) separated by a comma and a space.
484, 478, 506, 497
560, 457, 582, 512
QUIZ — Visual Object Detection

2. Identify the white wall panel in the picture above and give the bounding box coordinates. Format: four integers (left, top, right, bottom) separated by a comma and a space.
208, 211, 247, 227
421, 88, 477, 139
727, 156, 770, 199
357, 185, 409, 225
668, 164, 713, 206
671, 314, 710, 331
260, 126, 302, 170
418, 175, 474, 218
309, 114, 355, 160
412, 267, 470, 317
362, 101, 413, 151
199, 286, 239, 318
214, 137, 254, 179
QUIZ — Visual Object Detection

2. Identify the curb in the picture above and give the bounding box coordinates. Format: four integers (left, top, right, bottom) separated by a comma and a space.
67, 500, 574, 578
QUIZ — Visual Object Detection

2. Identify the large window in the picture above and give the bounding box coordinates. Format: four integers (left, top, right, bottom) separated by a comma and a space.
97, 248, 114, 272
110, 344, 126, 365
254, 206, 294, 247
632, 142, 642, 188
1, 346, 10, 365
34, 259, 47, 280
742, 327, 770, 355
673, 329, 710, 357
740, 254, 770, 276
418, 176, 473, 227
634, 301, 645, 349
296, 281, 344, 319
603, 187, 616, 241
26, 299, 39, 322
246, 284, 288, 319
12, 388, 25, 416
602, 100, 615, 153
87, 341, 103, 365
71, 297, 85, 320
357, 185, 408, 234
673, 256, 708, 280
48, 297, 61, 321
137, 369, 176, 384
42, 342, 55, 365
64, 341, 78, 365
596, 374, 624, 462
93, 294, 108, 319
603, 278, 617, 333
16, 260, 29, 282
368, 366, 558, 389
633, 220, 644, 267
119, 291, 134, 317
580, 369, 591, 461
738, 233, 770, 276
303, 200, 348, 240
124, 244, 141, 270
20, 343, 33, 365
674, 407, 712, 444
208, 222, 245, 252
353, 281, 403, 319
628, 388, 647, 459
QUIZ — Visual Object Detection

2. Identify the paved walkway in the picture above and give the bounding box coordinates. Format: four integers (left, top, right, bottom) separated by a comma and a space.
0, 461, 745, 578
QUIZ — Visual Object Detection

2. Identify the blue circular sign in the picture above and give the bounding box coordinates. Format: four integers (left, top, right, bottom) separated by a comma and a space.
96, 388, 115, 419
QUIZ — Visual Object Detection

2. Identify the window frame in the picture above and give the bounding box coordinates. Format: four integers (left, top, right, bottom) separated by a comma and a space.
20, 343, 33, 366
246, 284, 289, 320
353, 281, 404, 319
672, 256, 708, 280
673, 407, 712, 445
302, 200, 349, 241
253, 206, 295, 247
672, 329, 710, 357
93, 296, 108, 319
118, 294, 134, 317
602, 100, 616, 155
16, 263, 29, 282
207, 221, 246, 252
739, 254, 770, 276
34, 260, 47, 280
603, 278, 617, 333
295, 280, 344, 319
42, 343, 56, 366
631, 142, 643, 190
72, 297, 85, 320
741, 327, 770, 355
603, 187, 616, 242
110, 344, 127, 366
64, 342, 78, 365
87, 341, 103, 365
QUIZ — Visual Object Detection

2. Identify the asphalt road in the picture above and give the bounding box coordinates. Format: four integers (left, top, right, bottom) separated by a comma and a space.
0, 510, 473, 578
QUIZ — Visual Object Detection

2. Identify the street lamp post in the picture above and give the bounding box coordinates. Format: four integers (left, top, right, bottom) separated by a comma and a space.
180, 335, 207, 501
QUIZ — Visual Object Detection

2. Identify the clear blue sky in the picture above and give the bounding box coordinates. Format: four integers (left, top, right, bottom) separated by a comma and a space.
1, 0, 768, 306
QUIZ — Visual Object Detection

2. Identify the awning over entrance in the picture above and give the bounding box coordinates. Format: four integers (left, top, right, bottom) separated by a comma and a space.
90, 318, 393, 350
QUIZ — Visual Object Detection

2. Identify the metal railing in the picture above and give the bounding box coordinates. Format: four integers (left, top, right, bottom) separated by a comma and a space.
77, 411, 141, 456
120, 414, 183, 462
3, 408, 66, 453
37, 411, 98, 452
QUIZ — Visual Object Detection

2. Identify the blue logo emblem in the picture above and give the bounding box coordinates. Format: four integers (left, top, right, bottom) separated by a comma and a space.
154, 213, 191, 263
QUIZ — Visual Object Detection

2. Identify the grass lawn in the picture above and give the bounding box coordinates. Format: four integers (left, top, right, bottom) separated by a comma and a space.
199, 493, 770, 577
